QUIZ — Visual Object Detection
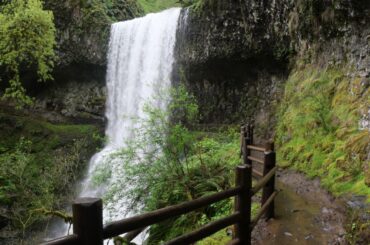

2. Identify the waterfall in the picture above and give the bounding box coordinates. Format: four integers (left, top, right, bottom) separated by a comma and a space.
85, 6, 181, 221
47, 7, 182, 242
80, 7, 181, 221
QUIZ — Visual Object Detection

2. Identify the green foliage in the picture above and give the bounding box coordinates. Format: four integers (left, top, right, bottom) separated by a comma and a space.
0, 112, 102, 236
0, 136, 92, 233
0, 137, 52, 232
346, 208, 370, 244
95, 85, 240, 243
276, 66, 370, 201
137, 0, 180, 13
0, 0, 56, 107
79, 0, 142, 27
136, 0, 209, 14
197, 198, 260, 244
197, 229, 232, 245
184, 0, 217, 14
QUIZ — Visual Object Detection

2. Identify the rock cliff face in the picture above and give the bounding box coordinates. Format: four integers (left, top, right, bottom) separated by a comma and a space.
174, 1, 292, 131
44, 0, 142, 66
174, 2, 370, 217
28, 0, 370, 134
28, 0, 142, 125
176, 1, 292, 66
31, 65, 107, 124
174, 0, 370, 138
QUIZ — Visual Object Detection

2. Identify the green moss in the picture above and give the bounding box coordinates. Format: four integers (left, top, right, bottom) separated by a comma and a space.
197, 229, 232, 244
0, 113, 98, 153
189, 0, 217, 12
195, 201, 261, 244
0, 112, 103, 235
276, 66, 370, 202
40, 122, 96, 135
137, 0, 180, 13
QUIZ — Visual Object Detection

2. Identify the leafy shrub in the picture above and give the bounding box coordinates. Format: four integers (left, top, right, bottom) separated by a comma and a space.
0, 137, 53, 232
0, 0, 56, 107
93, 85, 240, 243
0, 117, 100, 238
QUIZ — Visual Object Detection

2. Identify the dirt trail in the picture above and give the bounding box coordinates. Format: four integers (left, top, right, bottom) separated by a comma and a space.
252, 170, 347, 245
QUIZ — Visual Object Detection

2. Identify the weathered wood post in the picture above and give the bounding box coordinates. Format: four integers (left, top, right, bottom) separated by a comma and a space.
240, 125, 246, 158
234, 165, 252, 245
247, 124, 254, 146
241, 124, 253, 166
262, 142, 276, 219
73, 198, 103, 245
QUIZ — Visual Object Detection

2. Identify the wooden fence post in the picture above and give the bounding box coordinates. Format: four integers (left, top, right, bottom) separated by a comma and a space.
261, 142, 276, 219
73, 198, 103, 245
247, 124, 254, 146
240, 125, 246, 159
234, 165, 252, 245
241, 124, 253, 166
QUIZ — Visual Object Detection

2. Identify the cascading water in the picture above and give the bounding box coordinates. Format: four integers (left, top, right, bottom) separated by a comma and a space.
80, 7, 181, 222
47, 7, 182, 242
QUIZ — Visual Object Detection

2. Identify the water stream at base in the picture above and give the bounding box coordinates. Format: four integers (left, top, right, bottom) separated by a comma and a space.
47, 7, 182, 243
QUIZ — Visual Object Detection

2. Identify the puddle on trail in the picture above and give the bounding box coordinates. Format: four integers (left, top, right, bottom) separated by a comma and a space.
253, 181, 344, 245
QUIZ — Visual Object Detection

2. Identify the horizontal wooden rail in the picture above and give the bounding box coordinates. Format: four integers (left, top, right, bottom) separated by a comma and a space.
250, 191, 278, 229
43, 125, 277, 245
248, 156, 264, 164
42, 235, 79, 245
103, 186, 242, 238
246, 145, 266, 152
251, 166, 277, 195
165, 212, 241, 244
252, 169, 263, 177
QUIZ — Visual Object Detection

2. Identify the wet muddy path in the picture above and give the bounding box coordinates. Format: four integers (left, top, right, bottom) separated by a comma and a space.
252, 170, 347, 245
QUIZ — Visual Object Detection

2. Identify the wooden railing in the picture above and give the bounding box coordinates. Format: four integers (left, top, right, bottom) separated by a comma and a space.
43, 124, 277, 245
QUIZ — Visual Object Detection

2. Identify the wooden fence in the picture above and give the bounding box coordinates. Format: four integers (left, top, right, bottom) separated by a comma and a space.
43, 124, 277, 245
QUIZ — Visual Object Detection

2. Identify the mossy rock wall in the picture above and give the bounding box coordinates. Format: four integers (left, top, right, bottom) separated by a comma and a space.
175, 0, 370, 141
276, 66, 370, 201
173, 0, 370, 208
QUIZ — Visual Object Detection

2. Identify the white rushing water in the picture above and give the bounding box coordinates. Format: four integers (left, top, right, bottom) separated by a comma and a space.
48, 7, 181, 242
80, 7, 181, 220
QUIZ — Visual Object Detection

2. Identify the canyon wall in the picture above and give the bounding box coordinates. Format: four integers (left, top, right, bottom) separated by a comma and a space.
175, 0, 369, 138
